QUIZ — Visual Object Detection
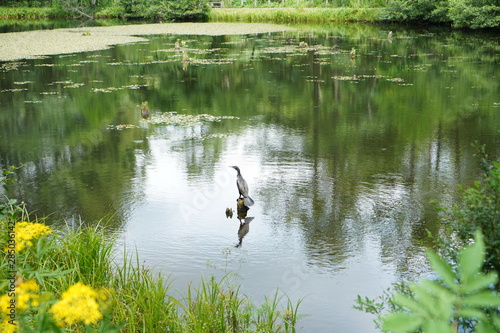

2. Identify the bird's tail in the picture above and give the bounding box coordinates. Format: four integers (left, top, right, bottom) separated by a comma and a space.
243, 196, 254, 207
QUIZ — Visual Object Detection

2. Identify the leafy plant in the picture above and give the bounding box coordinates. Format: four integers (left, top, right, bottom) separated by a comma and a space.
356, 230, 500, 333
382, 0, 450, 23
451, 144, 500, 273
116, 0, 209, 19
448, 0, 500, 28
161, 0, 210, 21
0, 165, 27, 221
383, 230, 500, 332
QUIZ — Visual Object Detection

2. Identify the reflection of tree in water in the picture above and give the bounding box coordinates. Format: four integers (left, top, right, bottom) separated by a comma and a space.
249, 117, 492, 276
0, 25, 499, 260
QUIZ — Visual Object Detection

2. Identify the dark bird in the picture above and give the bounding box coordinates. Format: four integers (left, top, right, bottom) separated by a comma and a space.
229, 166, 254, 207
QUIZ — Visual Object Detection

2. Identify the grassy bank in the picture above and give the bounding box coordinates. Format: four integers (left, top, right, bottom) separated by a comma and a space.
0, 6, 64, 19
208, 7, 384, 22
0, 219, 300, 332
0, 5, 384, 22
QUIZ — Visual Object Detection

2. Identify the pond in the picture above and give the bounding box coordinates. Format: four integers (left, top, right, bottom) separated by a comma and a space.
1, 22, 499, 332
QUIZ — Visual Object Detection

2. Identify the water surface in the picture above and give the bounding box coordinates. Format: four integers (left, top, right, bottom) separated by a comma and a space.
1, 23, 499, 332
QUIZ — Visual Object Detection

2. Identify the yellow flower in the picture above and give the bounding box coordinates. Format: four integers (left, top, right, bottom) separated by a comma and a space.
15, 280, 40, 311
50, 282, 103, 327
0, 295, 10, 315
0, 318, 18, 333
5, 222, 51, 252
0, 280, 40, 314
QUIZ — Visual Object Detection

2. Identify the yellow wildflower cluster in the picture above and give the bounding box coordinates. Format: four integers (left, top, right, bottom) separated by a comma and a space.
9, 222, 51, 252
50, 282, 104, 327
15, 280, 40, 311
0, 280, 40, 313
0, 280, 40, 333
0, 318, 17, 333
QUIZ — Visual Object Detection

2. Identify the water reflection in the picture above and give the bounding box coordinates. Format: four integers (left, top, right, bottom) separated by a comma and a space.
236, 217, 254, 248
1, 23, 499, 332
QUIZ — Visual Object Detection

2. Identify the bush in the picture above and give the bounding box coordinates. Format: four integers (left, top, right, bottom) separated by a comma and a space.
448, 0, 500, 28
382, 0, 450, 23
383, 0, 500, 28
452, 144, 500, 273
117, 0, 209, 20
161, 0, 210, 21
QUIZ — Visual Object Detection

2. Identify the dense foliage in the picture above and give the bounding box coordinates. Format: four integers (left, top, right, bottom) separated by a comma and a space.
115, 0, 210, 20
452, 145, 500, 274
0, 0, 210, 21
384, 0, 500, 28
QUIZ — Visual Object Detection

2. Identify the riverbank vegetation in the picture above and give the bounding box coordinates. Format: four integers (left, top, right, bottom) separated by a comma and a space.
0, 221, 301, 332
209, 7, 383, 22
0, 0, 499, 28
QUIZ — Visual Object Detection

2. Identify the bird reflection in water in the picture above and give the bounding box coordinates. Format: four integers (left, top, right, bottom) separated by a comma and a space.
228, 166, 255, 247
236, 217, 254, 248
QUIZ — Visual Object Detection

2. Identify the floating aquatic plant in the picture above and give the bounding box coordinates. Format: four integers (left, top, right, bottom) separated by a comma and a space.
92, 84, 148, 93
386, 77, 405, 83
149, 112, 239, 126
14, 81, 33, 85
107, 124, 139, 130
0, 88, 28, 93
107, 113, 239, 131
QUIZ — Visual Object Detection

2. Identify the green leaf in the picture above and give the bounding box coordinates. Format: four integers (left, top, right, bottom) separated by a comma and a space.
476, 321, 499, 333
410, 285, 445, 317
458, 230, 485, 283
419, 280, 454, 300
492, 314, 500, 329
382, 312, 423, 333
461, 272, 498, 294
462, 291, 500, 307
457, 308, 488, 321
422, 320, 453, 333
426, 251, 458, 291
392, 293, 424, 314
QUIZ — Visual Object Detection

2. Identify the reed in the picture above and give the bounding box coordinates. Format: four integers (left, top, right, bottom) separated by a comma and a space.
208, 7, 384, 22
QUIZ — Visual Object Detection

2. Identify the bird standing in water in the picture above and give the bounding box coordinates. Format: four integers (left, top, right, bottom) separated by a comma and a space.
229, 166, 254, 207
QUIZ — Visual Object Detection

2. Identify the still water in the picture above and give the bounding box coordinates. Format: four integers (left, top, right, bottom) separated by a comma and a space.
1, 23, 499, 332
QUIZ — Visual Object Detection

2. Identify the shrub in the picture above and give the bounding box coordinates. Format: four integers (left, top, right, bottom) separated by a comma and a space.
381, 0, 450, 23
451, 144, 500, 273
117, 0, 209, 20
161, 0, 210, 21
448, 0, 500, 28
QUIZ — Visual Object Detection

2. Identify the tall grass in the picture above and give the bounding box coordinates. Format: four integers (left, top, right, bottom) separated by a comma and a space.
208, 7, 384, 22
0, 6, 64, 19
0, 219, 301, 332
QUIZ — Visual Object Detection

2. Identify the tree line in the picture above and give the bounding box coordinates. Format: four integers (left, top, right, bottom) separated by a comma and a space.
0, 0, 498, 28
